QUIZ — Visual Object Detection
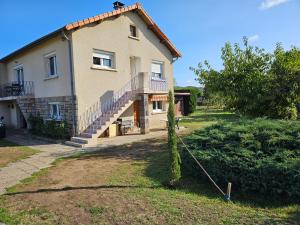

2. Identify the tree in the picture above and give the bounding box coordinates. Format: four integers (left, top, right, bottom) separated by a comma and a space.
191, 38, 300, 119
167, 90, 181, 184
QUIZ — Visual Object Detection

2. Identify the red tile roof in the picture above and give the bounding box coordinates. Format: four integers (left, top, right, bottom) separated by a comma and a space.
65, 3, 181, 58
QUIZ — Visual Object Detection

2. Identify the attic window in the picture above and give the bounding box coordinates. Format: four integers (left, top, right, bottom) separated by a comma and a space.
130, 25, 137, 38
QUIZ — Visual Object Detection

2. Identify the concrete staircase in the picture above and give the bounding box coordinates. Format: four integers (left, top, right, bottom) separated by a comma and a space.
65, 99, 134, 148
66, 76, 140, 148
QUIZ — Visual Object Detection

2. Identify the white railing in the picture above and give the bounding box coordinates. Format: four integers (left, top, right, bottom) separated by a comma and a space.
149, 78, 167, 92
78, 75, 140, 134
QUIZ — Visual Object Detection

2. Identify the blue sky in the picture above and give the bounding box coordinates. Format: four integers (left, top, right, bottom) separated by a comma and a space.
1, 0, 299, 86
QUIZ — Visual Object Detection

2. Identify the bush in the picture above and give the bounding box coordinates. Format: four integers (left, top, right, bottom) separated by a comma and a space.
181, 119, 300, 199
167, 91, 181, 183
28, 114, 70, 140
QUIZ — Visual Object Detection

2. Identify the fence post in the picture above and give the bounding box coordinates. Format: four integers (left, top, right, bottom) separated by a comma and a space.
225, 182, 232, 201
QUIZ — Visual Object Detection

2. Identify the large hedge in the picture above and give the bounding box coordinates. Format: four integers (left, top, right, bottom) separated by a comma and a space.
182, 119, 300, 199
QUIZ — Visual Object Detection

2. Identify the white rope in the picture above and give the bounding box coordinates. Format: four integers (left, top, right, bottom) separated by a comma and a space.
176, 133, 226, 197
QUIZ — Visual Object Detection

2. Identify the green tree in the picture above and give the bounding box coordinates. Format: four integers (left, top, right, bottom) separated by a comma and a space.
167, 90, 181, 184
191, 38, 300, 119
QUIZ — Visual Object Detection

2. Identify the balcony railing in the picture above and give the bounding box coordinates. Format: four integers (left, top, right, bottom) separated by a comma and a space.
149, 78, 167, 92
0, 81, 34, 98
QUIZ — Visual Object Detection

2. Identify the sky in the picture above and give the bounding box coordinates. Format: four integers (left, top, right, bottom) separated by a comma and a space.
0, 0, 299, 87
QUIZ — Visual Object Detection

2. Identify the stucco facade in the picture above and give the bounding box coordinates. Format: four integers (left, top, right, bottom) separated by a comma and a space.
0, 3, 180, 143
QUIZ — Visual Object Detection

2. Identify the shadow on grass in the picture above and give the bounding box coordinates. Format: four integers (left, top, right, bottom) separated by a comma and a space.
4, 184, 163, 196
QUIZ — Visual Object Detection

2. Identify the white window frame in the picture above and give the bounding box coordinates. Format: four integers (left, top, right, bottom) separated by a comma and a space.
151, 61, 164, 80
13, 64, 24, 85
153, 101, 163, 113
44, 52, 58, 78
49, 102, 62, 121
92, 50, 115, 69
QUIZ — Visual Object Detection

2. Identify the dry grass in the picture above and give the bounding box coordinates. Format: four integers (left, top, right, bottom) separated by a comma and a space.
0, 140, 39, 168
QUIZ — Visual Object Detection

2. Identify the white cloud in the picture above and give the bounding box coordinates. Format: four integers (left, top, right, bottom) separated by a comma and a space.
186, 80, 193, 84
248, 34, 260, 43
260, 0, 290, 10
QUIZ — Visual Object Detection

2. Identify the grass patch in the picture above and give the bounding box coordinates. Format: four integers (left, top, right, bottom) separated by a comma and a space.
0, 139, 39, 168
89, 206, 106, 216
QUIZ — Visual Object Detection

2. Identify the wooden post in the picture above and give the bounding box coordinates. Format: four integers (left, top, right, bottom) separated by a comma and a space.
226, 182, 232, 201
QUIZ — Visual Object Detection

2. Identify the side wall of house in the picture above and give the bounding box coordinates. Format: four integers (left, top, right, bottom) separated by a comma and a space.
71, 11, 174, 130
5, 36, 72, 98
2, 36, 75, 130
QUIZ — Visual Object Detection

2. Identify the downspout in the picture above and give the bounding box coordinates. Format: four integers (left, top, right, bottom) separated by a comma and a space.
62, 30, 77, 136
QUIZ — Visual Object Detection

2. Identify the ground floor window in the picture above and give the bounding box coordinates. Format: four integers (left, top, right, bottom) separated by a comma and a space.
153, 101, 163, 113
49, 103, 62, 120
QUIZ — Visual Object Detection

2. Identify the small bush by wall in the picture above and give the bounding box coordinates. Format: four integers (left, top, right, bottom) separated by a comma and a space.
181, 118, 300, 199
28, 114, 70, 140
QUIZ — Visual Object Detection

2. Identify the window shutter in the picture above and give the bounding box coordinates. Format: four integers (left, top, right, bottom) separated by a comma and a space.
151, 63, 162, 74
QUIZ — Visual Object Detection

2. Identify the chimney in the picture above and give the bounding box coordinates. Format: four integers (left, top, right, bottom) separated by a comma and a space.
113, 1, 125, 10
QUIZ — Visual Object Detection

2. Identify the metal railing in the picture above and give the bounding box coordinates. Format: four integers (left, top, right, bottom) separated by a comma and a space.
149, 77, 167, 92
78, 75, 140, 134
0, 81, 34, 98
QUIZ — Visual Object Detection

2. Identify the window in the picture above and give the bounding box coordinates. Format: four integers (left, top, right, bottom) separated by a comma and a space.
151, 61, 163, 80
153, 101, 163, 112
49, 103, 62, 120
45, 52, 57, 77
93, 50, 115, 69
14, 66, 24, 85
130, 25, 137, 37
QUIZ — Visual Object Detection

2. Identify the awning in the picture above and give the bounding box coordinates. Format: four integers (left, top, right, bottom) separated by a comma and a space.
149, 95, 168, 102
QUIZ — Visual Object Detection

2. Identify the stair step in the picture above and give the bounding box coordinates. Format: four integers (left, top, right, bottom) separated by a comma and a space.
80, 133, 93, 138
65, 141, 84, 148
71, 137, 90, 144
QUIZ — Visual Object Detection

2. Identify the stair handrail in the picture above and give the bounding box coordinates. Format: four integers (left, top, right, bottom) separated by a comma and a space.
78, 75, 140, 133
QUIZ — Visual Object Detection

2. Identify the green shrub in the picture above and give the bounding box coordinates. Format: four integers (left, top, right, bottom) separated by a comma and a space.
28, 114, 70, 140
168, 91, 181, 183
181, 118, 300, 199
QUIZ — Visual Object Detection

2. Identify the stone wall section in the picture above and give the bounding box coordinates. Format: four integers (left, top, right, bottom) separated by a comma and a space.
17, 96, 77, 133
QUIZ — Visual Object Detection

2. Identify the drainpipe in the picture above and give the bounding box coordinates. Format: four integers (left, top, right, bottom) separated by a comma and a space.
62, 30, 77, 136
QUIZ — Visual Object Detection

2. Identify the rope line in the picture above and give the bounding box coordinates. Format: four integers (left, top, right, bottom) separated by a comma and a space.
176, 133, 226, 197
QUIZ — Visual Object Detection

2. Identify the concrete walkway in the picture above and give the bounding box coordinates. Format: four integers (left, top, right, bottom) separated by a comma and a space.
0, 130, 168, 195
0, 133, 79, 195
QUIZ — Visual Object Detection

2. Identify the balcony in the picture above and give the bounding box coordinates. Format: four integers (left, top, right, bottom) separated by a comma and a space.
0, 81, 34, 100
138, 72, 168, 94
149, 78, 167, 92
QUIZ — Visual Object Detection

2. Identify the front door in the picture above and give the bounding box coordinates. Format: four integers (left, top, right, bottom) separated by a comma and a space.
130, 56, 141, 78
133, 101, 140, 127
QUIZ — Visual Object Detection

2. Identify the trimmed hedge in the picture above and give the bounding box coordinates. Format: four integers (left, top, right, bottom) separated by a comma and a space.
182, 119, 300, 198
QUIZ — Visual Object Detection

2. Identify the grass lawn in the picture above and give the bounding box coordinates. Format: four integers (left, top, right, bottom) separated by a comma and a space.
0, 139, 39, 168
0, 109, 299, 225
